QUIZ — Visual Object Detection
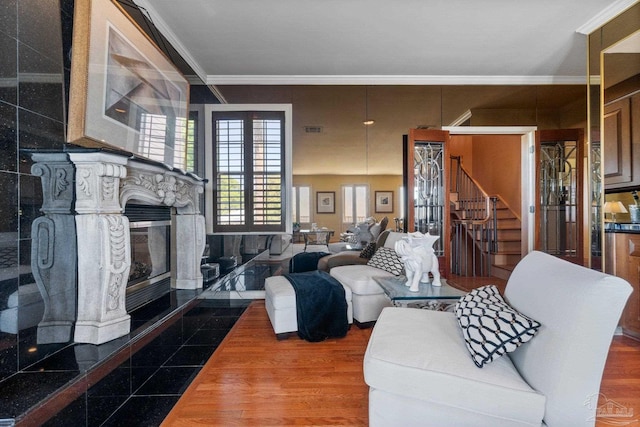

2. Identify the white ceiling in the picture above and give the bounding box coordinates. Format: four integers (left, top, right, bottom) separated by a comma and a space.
135, 0, 637, 86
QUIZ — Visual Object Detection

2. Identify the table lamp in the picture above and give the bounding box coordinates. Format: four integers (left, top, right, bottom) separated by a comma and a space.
604, 201, 627, 226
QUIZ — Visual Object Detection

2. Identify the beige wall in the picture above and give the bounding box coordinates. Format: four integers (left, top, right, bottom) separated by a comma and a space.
450, 134, 522, 217
218, 85, 586, 177
294, 174, 403, 237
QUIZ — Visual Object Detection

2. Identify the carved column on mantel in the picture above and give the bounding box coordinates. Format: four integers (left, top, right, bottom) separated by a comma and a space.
69, 152, 131, 345
30, 153, 77, 344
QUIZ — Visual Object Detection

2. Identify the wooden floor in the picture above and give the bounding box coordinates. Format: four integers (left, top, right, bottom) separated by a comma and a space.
163, 276, 640, 427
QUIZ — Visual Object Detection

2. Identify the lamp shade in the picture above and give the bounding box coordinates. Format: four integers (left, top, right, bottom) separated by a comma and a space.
604, 201, 628, 214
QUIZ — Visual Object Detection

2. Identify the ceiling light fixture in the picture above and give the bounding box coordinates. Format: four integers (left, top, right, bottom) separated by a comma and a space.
363, 85, 374, 126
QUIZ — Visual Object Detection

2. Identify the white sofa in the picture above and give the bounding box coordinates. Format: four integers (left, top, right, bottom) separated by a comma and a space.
330, 231, 406, 325
363, 251, 632, 426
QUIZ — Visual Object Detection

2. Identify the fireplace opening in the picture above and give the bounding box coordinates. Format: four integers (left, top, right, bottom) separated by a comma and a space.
124, 204, 173, 312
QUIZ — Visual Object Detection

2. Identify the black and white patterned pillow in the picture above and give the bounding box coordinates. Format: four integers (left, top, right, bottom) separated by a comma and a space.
455, 285, 541, 368
359, 242, 377, 259
367, 247, 404, 275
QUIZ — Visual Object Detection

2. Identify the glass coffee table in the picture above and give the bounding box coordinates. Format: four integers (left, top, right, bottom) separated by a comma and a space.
374, 275, 466, 310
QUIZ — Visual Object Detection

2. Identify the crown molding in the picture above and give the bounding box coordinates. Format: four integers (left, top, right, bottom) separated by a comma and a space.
133, 0, 208, 83
448, 110, 473, 126
576, 0, 639, 35
186, 75, 228, 103
206, 75, 587, 86
205, 85, 228, 104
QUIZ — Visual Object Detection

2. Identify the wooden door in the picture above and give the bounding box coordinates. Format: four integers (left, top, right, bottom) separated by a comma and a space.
535, 129, 584, 265
405, 129, 450, 277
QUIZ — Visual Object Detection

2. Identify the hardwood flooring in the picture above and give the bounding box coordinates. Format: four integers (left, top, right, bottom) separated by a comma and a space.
163, 276, 640, 427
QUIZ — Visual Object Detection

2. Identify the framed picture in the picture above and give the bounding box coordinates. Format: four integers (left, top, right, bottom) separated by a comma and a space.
316, 191, 335, 214
375, 191, 394, 213
68, 0, 189, 169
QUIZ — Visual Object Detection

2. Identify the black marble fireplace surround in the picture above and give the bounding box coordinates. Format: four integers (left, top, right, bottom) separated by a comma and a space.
2, 292, 248, 426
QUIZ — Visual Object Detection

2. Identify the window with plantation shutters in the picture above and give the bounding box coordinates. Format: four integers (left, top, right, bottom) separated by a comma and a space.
211, 110, 286, 232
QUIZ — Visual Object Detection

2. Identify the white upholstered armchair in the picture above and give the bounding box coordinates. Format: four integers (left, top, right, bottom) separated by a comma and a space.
364, 251, 632, 426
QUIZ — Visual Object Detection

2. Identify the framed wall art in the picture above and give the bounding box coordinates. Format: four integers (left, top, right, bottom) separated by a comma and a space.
68, 0, 189, 169
375, 191, 393, 213
316, 191, 335, 214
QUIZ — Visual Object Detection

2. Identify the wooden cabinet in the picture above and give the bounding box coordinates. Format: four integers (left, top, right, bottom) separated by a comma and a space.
604, 86, 640, 190
605, 232, 640, 339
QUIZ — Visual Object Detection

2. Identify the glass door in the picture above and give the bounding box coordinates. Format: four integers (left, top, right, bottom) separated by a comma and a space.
405, 129, 450, 277
535, 129, 584, 264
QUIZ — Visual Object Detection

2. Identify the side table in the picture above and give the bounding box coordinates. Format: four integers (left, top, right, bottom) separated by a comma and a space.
299, 229, 335, 251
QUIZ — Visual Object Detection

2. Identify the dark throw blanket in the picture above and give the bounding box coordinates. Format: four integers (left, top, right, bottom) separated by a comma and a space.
289, 251, 330, 273
284, 270, 349, 342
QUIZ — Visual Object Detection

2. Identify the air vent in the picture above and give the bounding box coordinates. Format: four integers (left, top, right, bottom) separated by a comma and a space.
304, 126, 323, 134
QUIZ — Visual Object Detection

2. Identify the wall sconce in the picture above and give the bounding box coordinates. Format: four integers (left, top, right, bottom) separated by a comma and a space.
604, 201, 627, 227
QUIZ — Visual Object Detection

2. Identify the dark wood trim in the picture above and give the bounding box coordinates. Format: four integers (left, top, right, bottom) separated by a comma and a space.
605, 73, 640, 105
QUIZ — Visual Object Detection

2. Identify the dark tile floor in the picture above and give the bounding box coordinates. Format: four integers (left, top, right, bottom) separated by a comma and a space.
45, 299, 248, 427
6, 296, 248, 426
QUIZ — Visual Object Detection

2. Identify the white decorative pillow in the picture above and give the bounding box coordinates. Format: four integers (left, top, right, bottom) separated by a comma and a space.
455, 285, 541, 368
367, 247, 404, 275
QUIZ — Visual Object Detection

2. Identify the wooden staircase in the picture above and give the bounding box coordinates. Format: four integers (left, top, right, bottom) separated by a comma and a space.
449, 156, 522, 280
489, 200, 522, 280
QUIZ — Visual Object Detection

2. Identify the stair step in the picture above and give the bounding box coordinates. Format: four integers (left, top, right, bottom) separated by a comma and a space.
491, 264, 517, 281
492, 252, 522, 266
497, 218, 521, 228
495, 210, 517, 220
497, 241, 521, 252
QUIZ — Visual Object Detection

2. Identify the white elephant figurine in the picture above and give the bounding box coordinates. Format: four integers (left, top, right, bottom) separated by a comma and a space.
394, 232, 441, 292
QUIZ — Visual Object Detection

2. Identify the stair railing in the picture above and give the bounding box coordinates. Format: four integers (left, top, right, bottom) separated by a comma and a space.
450, 156, 498, 276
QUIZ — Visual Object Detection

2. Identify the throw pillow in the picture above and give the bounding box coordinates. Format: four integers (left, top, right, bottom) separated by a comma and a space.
455, 285, 541, 368
367, 247, 404, 275
359, 242, 377, 259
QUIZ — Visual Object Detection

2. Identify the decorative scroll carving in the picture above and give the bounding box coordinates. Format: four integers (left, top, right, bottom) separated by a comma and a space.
54, 168, 70, 197
30, 153, 75, 214
102, 176, 117, 202
120, 168, 203, 213
103, 215, 129, 312
77, 168, 92, 198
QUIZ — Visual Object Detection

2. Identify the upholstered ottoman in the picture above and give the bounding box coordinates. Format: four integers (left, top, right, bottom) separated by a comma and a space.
264, 275, 353, 339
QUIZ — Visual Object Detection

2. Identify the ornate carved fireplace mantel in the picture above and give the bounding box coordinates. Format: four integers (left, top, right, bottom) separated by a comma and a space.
31, 150, 206, 345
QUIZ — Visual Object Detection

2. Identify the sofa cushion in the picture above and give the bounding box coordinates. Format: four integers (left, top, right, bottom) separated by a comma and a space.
455, 285, 541, 368
359, 242, 377, 259
367, 247, 404, 275
364, 307, 546, 425
330, 264, 393, 296
381, 231, 405, 249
